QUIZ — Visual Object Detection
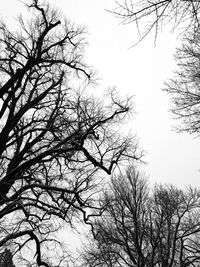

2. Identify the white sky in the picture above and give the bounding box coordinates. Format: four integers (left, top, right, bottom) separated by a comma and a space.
52, 0, 200, 188
1, 0, 200, 188
1, 0, 200, 258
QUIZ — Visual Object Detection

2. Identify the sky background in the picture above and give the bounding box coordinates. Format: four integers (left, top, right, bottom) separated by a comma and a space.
52, 0, 200, 188
1, 0, 200, 188
1, 0, 200, 255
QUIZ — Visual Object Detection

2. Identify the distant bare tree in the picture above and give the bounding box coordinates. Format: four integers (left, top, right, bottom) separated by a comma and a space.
0, 1, 140, 266
81, 166, 200, 267
111, 0, 200, 44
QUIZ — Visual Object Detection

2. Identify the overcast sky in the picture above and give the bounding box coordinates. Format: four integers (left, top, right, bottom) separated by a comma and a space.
1, 0, 200, 256
1, 0, 200, 189
54, 0, 200, 187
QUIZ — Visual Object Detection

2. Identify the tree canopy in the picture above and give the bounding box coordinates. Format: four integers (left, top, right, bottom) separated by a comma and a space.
0, 1, 140, 266
81, 166, 200, 267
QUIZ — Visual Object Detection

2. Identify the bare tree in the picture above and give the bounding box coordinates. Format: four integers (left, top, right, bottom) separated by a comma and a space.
0, 1, 140, 266
81, 166, 200, 267
164, 26, 200, 134
111, 0, 200, 44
